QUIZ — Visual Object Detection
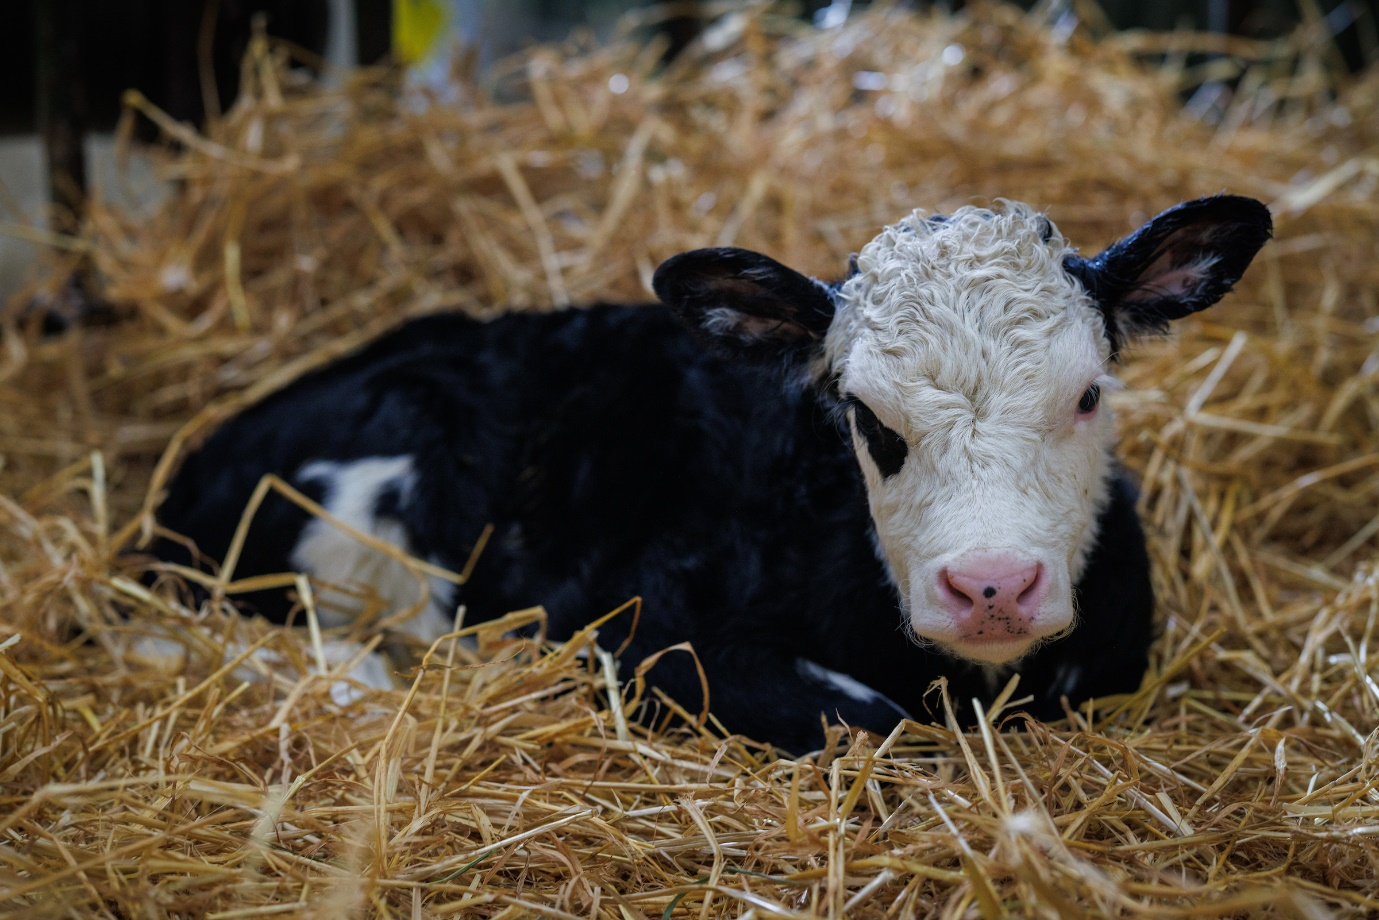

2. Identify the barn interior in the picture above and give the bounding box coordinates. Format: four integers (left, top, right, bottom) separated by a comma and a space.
2, 0, 1379, 915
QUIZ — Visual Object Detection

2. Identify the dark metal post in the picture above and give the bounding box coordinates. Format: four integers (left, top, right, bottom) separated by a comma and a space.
354, 0, 392, 65
661, 2, 703, 63
34, 0, 88, 236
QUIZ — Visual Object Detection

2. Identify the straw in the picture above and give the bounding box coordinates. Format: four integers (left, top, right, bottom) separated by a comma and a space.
2, 2, 1379, 915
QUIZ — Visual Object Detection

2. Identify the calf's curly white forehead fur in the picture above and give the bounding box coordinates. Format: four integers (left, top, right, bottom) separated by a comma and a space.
654, 194, 1273, 667
826, 204, 1111, 431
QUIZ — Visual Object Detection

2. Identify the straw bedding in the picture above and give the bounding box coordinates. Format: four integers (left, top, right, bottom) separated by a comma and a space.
3, 3, 1379, 916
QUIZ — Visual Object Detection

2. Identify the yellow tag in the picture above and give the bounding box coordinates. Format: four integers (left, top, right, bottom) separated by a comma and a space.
393, 0, 448, 66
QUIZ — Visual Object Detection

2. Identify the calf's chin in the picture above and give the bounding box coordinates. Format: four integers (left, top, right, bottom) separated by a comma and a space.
939, 635, 1044, 666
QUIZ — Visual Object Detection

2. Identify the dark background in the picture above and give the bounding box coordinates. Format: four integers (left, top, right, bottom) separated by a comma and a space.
5, 0, 1377, 136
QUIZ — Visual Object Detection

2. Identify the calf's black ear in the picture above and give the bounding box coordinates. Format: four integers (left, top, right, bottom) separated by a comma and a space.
1068, 195, 1272, 351
652, 247, 836, 363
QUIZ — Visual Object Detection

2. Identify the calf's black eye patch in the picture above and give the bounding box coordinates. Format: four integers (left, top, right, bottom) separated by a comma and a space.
849, 399, 908, 478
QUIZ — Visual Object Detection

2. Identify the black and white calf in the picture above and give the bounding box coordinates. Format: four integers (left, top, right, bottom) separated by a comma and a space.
154, 195, 1271, 752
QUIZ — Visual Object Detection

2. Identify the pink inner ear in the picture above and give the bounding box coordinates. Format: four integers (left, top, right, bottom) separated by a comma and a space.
740, 314, 814, 341
708, 308, 812, 341
1122, 254, 1220, 305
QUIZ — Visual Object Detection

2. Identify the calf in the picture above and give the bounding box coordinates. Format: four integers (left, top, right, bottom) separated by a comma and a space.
153, 196, 1271, 752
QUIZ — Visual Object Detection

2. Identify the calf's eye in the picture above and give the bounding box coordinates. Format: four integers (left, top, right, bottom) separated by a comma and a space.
850, 400, 908, 478
1077, 383, 1101, 415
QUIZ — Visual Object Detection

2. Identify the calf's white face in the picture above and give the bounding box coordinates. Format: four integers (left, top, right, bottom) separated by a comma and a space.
827, 205, 1114, 662
654, 196, 1271, 666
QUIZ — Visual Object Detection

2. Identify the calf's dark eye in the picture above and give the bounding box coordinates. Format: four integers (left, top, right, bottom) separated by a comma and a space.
850, 399, 908, 478
1078, 383, 1101, 414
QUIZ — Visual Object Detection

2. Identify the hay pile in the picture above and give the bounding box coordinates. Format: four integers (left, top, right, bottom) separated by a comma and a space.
3, 3, 1379, 915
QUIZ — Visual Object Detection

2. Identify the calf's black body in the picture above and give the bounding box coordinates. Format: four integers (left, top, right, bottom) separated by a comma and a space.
156, 304, 1154, 753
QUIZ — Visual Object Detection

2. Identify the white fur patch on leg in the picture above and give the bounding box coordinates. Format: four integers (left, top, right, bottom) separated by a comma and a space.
293, 456, 453, 642
317, 638, 397, 704
796, 658, 910, 719
120, 633, 395, 705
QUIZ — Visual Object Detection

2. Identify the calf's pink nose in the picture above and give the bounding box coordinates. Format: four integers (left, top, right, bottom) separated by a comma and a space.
938, 556, 1046, 639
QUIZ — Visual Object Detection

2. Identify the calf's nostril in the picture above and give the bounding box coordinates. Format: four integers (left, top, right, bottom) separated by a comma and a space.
939, 569, 975, 606
1016, 564, 1044, 606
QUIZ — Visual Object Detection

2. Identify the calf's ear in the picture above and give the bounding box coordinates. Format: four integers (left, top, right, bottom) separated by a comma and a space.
653, 247, 835, 363
1069, 195, 1272, 350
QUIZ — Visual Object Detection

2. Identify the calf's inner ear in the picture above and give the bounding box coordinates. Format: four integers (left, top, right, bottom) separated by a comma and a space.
652, 247, 836, 361
1075, 194, 1273, 349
